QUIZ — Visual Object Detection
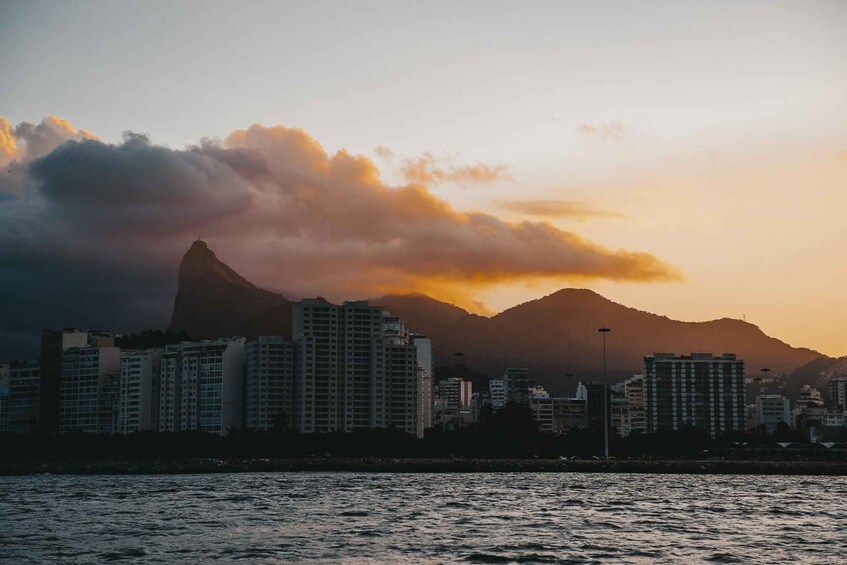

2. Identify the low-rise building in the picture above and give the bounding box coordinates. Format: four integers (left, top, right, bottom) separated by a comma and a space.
530, 396, 587, 435
756, 394, 791, 435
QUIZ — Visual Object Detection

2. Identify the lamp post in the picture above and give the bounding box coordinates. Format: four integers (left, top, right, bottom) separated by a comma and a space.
598, 327, 610, 460
760, 368, 770, 394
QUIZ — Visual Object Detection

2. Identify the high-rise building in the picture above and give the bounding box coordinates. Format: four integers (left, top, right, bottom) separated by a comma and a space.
503, 368, 530, 405
8, 360, 40, 433
117, 349, 164, 434
643, 353, 746, 437
828, 377, 847, 411
158, 346, 182, 432
293, 299, 429, 436
411, 335, 433, 432
40, 328, 89, 433
157, 338, 245, 436
59, 345, 121, 433
756, 394, 791, 435
294, 299, 384, 433
625, 375, 646, 435
385, 324, 421, 437
246, 337, 294, 431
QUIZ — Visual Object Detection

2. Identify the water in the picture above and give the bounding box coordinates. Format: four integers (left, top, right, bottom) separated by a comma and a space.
1, 472, 845, 563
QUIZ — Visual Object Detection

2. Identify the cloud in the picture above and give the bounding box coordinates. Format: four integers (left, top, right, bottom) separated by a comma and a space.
374, 145, 394, 158
576, 120, 626, 140
0, 116, 681, 359
401, 151, 511, 185
496, 199, 624, 220
11, 115, 98, 162
0, 118, 16, 165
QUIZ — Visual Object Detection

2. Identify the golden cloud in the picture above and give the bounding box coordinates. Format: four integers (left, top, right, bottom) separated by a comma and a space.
496, 199, 623, 220
0, 118, 16, 165
401, 151, 510, 185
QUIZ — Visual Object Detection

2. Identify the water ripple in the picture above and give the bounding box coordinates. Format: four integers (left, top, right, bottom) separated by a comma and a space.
1, 472, 845, 563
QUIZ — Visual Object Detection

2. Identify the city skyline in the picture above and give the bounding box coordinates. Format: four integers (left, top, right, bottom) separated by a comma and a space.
1, 1, 845, 359
4, 3, 847, 562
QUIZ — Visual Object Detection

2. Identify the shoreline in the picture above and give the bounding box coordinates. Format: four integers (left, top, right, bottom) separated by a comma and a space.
2, 458, 847, 476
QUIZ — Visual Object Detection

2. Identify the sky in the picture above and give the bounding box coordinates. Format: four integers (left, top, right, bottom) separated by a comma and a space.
1, 0, 845, 358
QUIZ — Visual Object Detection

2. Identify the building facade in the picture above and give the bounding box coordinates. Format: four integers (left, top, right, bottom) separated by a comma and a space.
828, 377, 847, 411
643, 353, 746, 437
117, 349, 163, 434
489, 378, 507, 410
530, 396, 587, 434
158, 338, 246, 436
40, 329, 89, 433
59, 345, 121, 433
293, 299, 430, 437
8, 360, 40, 433
411, 335, 433, 433
503, 368, 530, 405
246, 337, 295, 431
755, 394, 791, 435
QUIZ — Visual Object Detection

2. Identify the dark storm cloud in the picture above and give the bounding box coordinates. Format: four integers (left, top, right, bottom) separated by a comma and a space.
29, 134, 253, 234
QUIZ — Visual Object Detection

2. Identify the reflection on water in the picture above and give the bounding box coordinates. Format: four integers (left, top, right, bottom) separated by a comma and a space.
1, 472, 844, 563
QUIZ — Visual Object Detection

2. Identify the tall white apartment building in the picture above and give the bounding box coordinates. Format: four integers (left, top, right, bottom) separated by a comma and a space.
643, 353, 746, 437
59, 345, 121, 433
158, 338, 246, 436
293, 299, 429, 437
294, 300, 385, 433
117, 349, 164, 434
246, 336, 294, 431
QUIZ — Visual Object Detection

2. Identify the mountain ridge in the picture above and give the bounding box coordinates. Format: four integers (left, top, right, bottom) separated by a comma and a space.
169, 241, 822, 392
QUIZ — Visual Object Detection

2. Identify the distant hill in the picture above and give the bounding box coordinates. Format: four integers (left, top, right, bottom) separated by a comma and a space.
428, 289, 820, 392
169, 242, 821, 393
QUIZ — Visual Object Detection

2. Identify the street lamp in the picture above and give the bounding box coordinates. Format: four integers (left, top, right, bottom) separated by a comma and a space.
760, 368, 770, 393
598, 327, 611, 460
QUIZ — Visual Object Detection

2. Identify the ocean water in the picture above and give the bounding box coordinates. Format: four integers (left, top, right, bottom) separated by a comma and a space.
1, 472, 844, 563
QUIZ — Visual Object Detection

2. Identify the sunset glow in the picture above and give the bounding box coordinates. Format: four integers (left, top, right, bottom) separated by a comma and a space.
1, 1, 845, 357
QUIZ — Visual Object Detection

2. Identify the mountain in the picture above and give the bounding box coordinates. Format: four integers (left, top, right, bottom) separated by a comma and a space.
428, 289, 820, 392
370, 293, 471, 337
169, 240, 292, 340
169, 242, 821, 393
